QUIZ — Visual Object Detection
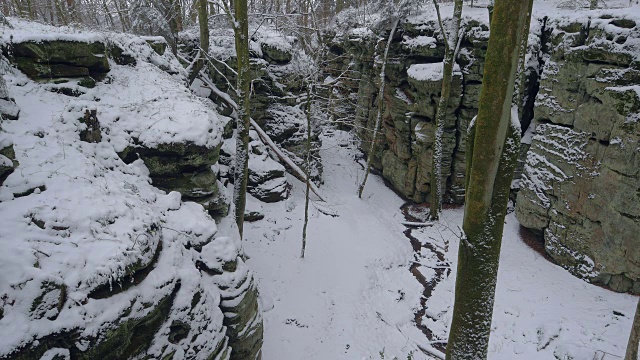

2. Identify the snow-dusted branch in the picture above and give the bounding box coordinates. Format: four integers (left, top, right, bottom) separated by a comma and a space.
197, 74, 326, 202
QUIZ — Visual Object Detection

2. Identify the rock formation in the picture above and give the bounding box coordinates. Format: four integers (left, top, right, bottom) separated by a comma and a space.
0, 20, 263, 359
326, 11, 640, 294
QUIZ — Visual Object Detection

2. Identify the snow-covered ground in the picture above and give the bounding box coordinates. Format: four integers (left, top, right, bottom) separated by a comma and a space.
244, 129, 637, 360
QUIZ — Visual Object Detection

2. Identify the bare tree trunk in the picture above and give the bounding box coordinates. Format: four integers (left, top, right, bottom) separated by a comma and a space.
445, 0, 533, 358
626, 298, 640, 360
54, 0, 66, 24
101, 0, 114, 27
232, 0, 251, 239
301, 85, 312, 258
25, 0, 33, 19
429, 0, 463, 221
65, 0, 77, 22
515, 0, 534, 116
188, 0, 209, 83
357, 17, 399, 198
112, 0, 127, 31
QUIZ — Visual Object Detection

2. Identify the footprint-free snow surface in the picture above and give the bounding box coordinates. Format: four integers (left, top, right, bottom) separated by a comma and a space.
244, 130, 637, 360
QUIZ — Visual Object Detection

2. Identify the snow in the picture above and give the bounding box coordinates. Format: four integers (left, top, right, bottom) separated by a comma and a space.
408, 62, 461, 82
243, 129, 636, 360
0, 22, 236, 358
403, 35, 437, 49
2, 2, 639, 358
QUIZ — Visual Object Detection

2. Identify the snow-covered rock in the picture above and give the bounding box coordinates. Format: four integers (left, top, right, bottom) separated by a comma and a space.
516, 13, 640, 294
0, 19, 262, 359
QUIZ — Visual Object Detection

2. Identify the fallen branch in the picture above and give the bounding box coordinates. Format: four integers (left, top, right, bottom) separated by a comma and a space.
313, 202, 339, 217
198, 74, 326, 202
401, 221, 435, 227
251, 118, 325, 202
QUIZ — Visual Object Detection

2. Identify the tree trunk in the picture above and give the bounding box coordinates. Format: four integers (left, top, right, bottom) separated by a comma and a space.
429, 0, 463, 221
301, 85, 312, 258
626, 298, 640, 360
188, 0, 209, 84
445, 0, 533, 358
232, 0, 251, 239
515, 0, 534, 116
358, 17, 399, 198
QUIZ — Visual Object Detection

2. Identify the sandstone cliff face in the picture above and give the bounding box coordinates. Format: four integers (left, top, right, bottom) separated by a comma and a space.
0, 20, 263, 359
326, 19, 489, 204
515, 15, 640, 294
327, 11, 639, 294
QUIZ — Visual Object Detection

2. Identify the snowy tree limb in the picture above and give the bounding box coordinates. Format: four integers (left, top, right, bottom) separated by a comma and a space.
197, 74, 326, 202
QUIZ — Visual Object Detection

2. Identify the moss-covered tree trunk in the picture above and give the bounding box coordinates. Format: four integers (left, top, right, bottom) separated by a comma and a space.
232, 0, 251, 239
445, 0, 533, 358
625, 299, 640, 360
515, 0, 534, 116
358, 17, 399, 198
188, 0, 209, 84
429, 0, 463, 221
167, 0, 183, 55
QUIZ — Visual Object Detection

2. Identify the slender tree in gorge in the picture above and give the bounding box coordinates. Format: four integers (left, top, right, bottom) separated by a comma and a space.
358, 17, 399, 198
231, 0, 251, 239
429, 0, 463, 220
445, 0, 533, 358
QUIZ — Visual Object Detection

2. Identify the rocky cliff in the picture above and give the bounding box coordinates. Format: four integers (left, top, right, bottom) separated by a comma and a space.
0, 19, 262, 359
326, 8, 640, 294
516, 14, 640, 294
325, 16, 490, 204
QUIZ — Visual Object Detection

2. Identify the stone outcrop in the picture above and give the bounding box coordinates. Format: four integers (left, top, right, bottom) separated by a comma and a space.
0, 140, 17, 186
118, 141, 229, 218
326, 19, 489, 203
515, 15, 640, 294
0, 60, 19, 120
327, 13, 639, 294
181, 27, 322, 189
6, 40, 110, 80
0, 27, 262, 360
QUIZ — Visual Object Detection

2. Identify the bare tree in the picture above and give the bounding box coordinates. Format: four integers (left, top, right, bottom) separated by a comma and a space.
445, 0, 533, 358
357, 17, 399, 199
429, 0, 463, 221
231, 0, 251, 239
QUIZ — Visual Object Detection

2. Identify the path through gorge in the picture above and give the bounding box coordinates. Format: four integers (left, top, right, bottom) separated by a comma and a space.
242, 129, 636, 360
243, 129, 452, 359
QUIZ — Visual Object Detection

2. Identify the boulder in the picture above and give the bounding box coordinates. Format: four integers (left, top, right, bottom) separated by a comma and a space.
8, 40, 110, 80
0, 142, 17, 187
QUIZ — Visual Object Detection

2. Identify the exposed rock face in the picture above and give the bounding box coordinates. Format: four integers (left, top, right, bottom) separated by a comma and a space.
0, 59, 20, 120
181, 27, 322, 189
118, 141, 228, 218
326, 19, 489, 203
7, 41, 110, 79
0, 25, 262, 360
0, 141, 17, 186
515, 15, 640, 294
327, 13, 639, 294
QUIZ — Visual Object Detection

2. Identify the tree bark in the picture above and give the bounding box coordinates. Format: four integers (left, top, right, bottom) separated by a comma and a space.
626, 298, 640, 360
232, 0, 251, 239
301, 84, 312, 258
429, 0, 463, 220
188, 0, 209, 83
515, 0, 534, 116
358, 17, 399, 198
445, 0, 533, 358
